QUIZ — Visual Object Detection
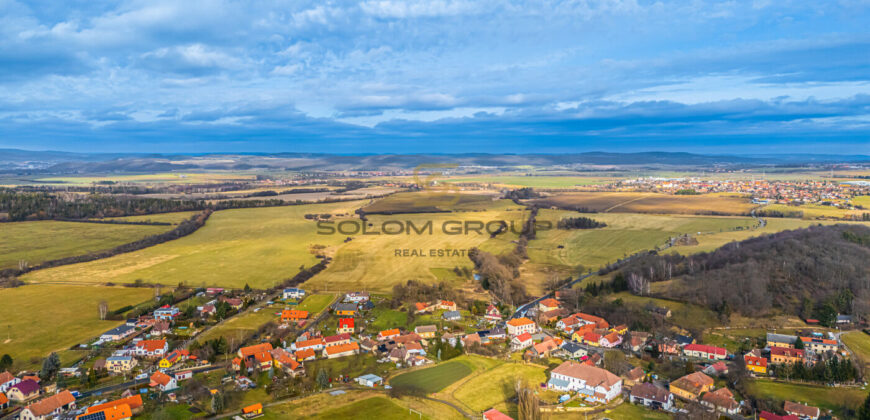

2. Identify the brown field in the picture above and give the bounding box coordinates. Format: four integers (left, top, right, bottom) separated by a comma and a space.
530, 192, 756, 215
362, 191, 509, 214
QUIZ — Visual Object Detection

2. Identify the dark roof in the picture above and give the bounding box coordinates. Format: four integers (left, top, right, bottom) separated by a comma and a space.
675, 334, 694, 345
103, 325, 135, 336
12, 379, 40, 394
562, 341, 584, 353
333, 303, 357, 311
631, 382, 671, 403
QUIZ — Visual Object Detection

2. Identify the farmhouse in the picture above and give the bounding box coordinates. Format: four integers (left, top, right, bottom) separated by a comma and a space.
682, 343, 727, 360
630, 382, 674, 411
546, 361, 622, 403
506, 317, 537, 337
100, 325, 137, 342
283, 288, 306, 299
324, 342, 359, 359
784, 401, 820, 419
669, 372, 714, 400
19, 390, 76, 420
105, 356, 138, 373
770, 347, 805, 364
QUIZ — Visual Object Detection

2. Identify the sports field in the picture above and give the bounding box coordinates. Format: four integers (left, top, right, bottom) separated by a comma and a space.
390, 360, 473, 393
531, 192, 755, 215
0, 220, 178, 270
21, 201, 364, 288
0, 284, 154, 366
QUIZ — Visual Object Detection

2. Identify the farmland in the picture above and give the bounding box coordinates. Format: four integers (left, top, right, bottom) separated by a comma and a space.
21, 201, 364, 288
0, 220, 177, 270
390, 360, 473, 393
442, 175, 620, 188
761, 203, 869, 220
0, 284, 154, 366
35, 172, 257, 185
362, 191, 509, 214
530, 192, 756, 215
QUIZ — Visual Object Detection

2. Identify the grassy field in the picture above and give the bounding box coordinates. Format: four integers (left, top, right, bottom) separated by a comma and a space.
21, 201, 365, 288
311, 396, 422, 420
390, 360, 473, 393
745, 379, 866, 417
35, 172, 256, 185
296, 294, 335, 314
451, 362, 548, 412
605, 292, 720, 333
0, 220, 178, 270
530, 192, 756, 215
842, 331, 870, 371
443, 175, 620, 188
195, 306, 282, 344
96, 211, 200, 224
304, 208, 527, 292
362, 191, 509, 214
0, 284, 154, 366
762, 203, 869, 220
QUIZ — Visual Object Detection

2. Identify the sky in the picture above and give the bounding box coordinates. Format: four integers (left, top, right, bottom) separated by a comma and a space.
1, 0, 869, 154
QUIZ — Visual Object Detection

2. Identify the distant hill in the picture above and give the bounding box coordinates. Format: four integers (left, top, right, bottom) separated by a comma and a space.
617, 224, 870, 324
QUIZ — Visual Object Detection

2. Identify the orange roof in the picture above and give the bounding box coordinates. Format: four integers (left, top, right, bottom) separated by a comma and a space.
135, 339, 167, 352
602, 332, 620, 343
271, 349, 299, 369
515, 332, 533, 342
281, 309, 309, 320
379, 328, 401, 337
78, 404, 132, 420
507, 317, 535, 327
150, 371, 173, 386
583, 331, 601, 342
0, 371, 14, 384
0, 393, 7, 405
26, 390, 76, 417
86, 395, 143, 413
296, 338, 324, 349
242, 403, 263, 414
239, 343, 273, 358
414, 302, 429, 311
539, 298, 560, 308
324, 342, 359, 356
440, 300, 456, 306
338, 318, 354, 329
253, 352, 273, 364
295, 348, 316, 360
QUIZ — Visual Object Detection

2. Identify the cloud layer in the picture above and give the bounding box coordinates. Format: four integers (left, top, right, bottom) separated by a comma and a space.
1, 0, 869, 154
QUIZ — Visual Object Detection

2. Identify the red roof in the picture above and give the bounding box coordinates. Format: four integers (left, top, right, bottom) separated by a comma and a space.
539, 298, 560, 308
483, 408, 514, 420
514, 332, 532, 343
771, 347, 804, 358
86, 395, 143, 413
683, 343, 727, 356
338, 318, 354, 329
135, 339, 166, 352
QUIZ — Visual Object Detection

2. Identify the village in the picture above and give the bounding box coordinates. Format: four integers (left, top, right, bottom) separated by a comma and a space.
0, 280, 864, 420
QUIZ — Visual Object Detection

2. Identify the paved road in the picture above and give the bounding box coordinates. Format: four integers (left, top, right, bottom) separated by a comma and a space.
76, 364, 224, 399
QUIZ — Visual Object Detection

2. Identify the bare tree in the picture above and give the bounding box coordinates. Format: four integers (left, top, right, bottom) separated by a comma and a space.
98, 301, 109, 320
515, 379, 542, 420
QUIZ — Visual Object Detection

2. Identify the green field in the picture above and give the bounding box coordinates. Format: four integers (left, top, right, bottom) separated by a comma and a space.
297, 294, 335, 314
605, 292, 720, 332
452, 362, 548, 412
443, 175, 620, 188
21, 201, 364, 288
390, 360, 473, 393
0, 220, 178, 270
531, 192, 756, 215
0, 284, 154, 366
96, 211, 200, 224
362, 192, 510, 214
745, 379, 865, 417
312, 396, 422, 420
842, 331, 870, 371
195, 306, 282, 344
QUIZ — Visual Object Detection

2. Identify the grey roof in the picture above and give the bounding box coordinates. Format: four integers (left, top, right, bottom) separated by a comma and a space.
103, 325, 135, 336
357, 373, 383, 382
562, 341, 584, 354
442, 310, 461, 319
334, 303, 358, 311
766, 333, 798, 344
107, 356, 132, 361
837, 315, 853, 322
548, 377, 570, 389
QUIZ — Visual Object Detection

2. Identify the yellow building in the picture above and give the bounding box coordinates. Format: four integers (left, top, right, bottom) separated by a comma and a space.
669, 372, 714, 400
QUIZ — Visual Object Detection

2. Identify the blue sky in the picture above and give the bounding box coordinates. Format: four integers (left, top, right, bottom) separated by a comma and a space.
1, 0, 869, 154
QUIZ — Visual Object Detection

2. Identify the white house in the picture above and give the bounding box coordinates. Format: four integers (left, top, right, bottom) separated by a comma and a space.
547, 361, 622, 403
100, 325, 137, 342
506, 317, 537, 337
344, 292, 370, 303
283, 288, 306, 299
629, 383, 674, 411
0, 371, 21, 393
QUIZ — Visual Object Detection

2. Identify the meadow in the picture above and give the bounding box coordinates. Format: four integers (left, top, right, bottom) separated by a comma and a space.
362, 191, 508, 214
96, 211, 200, 224
0, 220, 178, 270
390, 360, 473, 393
21, 201, 365, 289
195, 306, 282, 344
841, 331, 870, 371
530, 192, 756, 215
450, 362, 548, 413
0, 284, 154, 366
35, 172, 257, 185
442, 175, 620, 188
745, 379, 865, 418
296, 294, 335, 314
761, 203, 868, 220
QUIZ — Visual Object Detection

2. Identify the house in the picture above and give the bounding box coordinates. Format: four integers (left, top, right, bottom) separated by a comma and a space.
323, 333, 351, 347
19, 390, 76, 420
281, 310, 309, 322
770, 347, 805, 364
239, 343, 274, 359
199, 304, 216, 317
580, 331, 601, 347
674, 334, 695, 346
153, 306, 181, 321
82, 395, 144, 416
485, 327, 506, 341
100, 325, 137, 342
414, 302, 435, 314
159, 349, 189, 368
405, 342, 426, 355
546, 361, 623, 403
538, 298, 561, 312
221, 297, 243, 310
283, 287, 306, 299
134, 339, 168, 357
355, 374, 383, 387
622, 367, 645, 387
483, 408, 514, 420
657, 339, 681, 355
649, 306, 672, 318
333, 303, 358, 316
669, 372, 714, 400
784, 401, 820, 419
0, 371, 21, 393
759, 411, 801, 420
6, 380, 40, 402
701, 387, 739, 414
630, 382, 674, 411
557, 316, 582, 333
704, 361, 729, 376
767, 333, 798, 348
511, 333, 534, 351
344, 292, 370, 303
324, 342, 359, 358
294, 338, 324, 352
242, 403, 263, 418
393, 333, 423, 347
206, 287, 224, 296
150, 321, 171, 336
836, 314, 853, 325
527, 338, 559, 359
438, 300, 457, 311
599, 332, 622, 348
627, 333, 649, 352
574, 313, 609, 329
485, 304, 502, 321
388, 347, 409, 363
799, 336, 838, 353
682, 344, 727, 360
359, 337, 377, 352
561, 341, 587, 359
442, 310, 462, 321
415, 325, 437, 339
506, 317, 537, 337
610, 325, 628, 335
337, 318, 355, 334
271, 349, 304, 377
150, 371, 178, 392
106, 356, 138, 373
294, 348, 316, 362
744, 350, 768, 374
378, 329, 401, 341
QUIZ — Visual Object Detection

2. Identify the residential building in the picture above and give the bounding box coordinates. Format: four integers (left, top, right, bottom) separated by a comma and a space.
580, 331, 601, 347
574, 313, 609, 329
344, 292, 370, 303
324, 342, 359, 358
669, 372, 714, 400
770, 347, 805, 364
377, 329, 401, 341
76, 404, 132, 420
546, 361, 623, 403
682, 344, 727, 360
295, 348, 316, 362
438, 300, 457, 311
271, 349, 304, 377
206, 287, 224, 296
242, 403, 263, 418
0, 393, 8, 410
0, 371, 21, 393
281, 310, 309, 322
105, 356, 138, 373
704, 361, 729, 376
701, 388, 739, 414
784, 401, 820, 419
527, 338, 559, 359
442, 310, 462, 321
134, 339, 168, 357
622, 367, 645, 387
414, 302, 435, 313
506, 317, 537, 337
837, 314, 853, 325
100, 325, 137, 342
333, 303, 358, 316
323, 333, 351, 347
238, 343, 274, 359
599, 332, 622, 348
415, 325, 437, 339
557, 316, 581, 333
158, 349, 189, 368
744, 350, 768, 374
6, 380, 40, 402
82, 395, 144, 416
561, 341, 587, 359
767, 333, 798, 348
799, 336, 838, 354
153, 306, 181, 321
337, 318, 355, 334
294, 338, 325, 352
511, 333, 533, 351
282, 288, 306, 299
19, 390, 76, 420
538, 298, 560, 312
629, 383, 674, 411
150, 372, 178, 392
759, 411, 800, 420
484, 305, 502, 321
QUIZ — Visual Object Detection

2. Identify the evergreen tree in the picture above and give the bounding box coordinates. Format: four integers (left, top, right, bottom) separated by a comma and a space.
859, 392, 870, 420
0, 354, 12, 370
211, 392, 225, 413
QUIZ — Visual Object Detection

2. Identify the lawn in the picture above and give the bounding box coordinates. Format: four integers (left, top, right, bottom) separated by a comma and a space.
587, 402, 671, 420
0, 220, 177, 270
312, 396, 423, 420
366, 307, 410, 332
296, 294, 335, 314
530, 192, 756, 215
842, 331, 870, 370
390, 360, 473, 393
452, 362, 548, 412
745, 379, 866, 417
21, 201, 365, 289
0, 284, 154, 367
195, 306, 281, 344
